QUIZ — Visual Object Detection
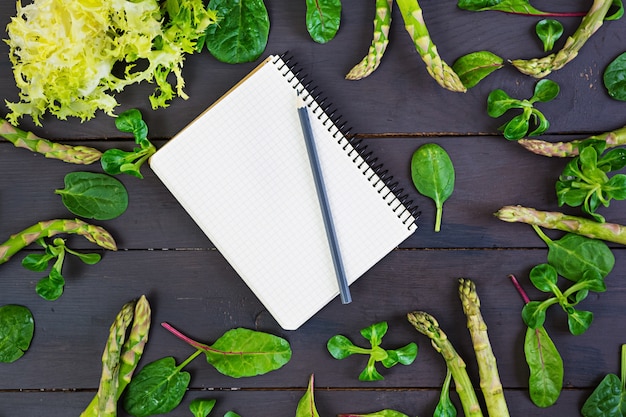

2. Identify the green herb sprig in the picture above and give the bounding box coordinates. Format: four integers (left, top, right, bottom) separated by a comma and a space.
487, 79, 559, 140
327, 321, 417, 381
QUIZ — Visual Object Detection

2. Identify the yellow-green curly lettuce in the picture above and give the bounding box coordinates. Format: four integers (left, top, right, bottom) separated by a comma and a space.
5, 0, 217, 126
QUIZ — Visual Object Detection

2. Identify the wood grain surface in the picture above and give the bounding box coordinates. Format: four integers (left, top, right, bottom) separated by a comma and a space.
1, 0, 625, 416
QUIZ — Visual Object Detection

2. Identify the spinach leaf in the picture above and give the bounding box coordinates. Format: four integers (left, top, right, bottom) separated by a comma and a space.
123, 356, 192, 417
411, 143, 455, 232
452, 51, 504, 88
327, 322, 417, 381
225, 412, 242, 417
525, 325, 563, 407
536, 19, 563, 52
205, 0, 270, 63
296, 374, 320, 417
55, 172, 128, 220
0, 305, 34, 363
605, 52, 626, 101
189, 398, 216, 417
581, 344, 626, 416
434, 369, 457, 417
305, 0, 342, 44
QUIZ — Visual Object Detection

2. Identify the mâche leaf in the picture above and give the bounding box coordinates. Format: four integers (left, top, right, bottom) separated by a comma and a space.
0, 305, 34, 363
205, 0, 270, 63
411, 143, 455, 232
535, 19, 564, 52
189, 398, 217, 417
55, 172, 129, 220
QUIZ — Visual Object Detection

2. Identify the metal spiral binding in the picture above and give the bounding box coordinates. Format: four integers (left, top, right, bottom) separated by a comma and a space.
274, 53, 420, 227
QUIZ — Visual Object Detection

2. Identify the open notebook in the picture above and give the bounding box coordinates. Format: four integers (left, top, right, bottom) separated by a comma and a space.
150, 54, 418, 330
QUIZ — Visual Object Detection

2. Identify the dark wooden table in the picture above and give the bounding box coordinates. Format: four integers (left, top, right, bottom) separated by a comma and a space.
2, 1, 626, 416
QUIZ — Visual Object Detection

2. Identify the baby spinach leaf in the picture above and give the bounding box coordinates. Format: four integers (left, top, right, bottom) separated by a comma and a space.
434, 369, 457, 417
296, 375, 320, 417
205, 0, 270, 63
327, 321, 417, 381
411, 143, 455, 232
55, 172, 128, 220
306, 0, 342, 44
536, 19, 563, 52
525, 326, 563, 407
604, 51, 626, 101
189, 398, 216, 417
452, 50, 504, 88
581, 344, 626, 416
123, 356, 191, 417
0, 305, 34, 363
224, 412, 242, 417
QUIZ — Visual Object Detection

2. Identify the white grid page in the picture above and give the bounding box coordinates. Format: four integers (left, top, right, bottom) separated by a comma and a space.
150, 55, 417, 330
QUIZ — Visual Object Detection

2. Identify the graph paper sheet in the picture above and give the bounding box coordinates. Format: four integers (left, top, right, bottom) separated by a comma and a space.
149, 55, 418, 330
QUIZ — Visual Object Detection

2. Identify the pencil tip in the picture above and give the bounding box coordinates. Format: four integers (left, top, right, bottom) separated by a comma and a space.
296, 94, 306, 109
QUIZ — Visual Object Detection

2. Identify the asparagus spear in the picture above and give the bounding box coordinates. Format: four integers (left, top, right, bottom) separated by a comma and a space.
0, 219, 117, 264
519, 125, 626, 157
0, 118, 102, 164
495, 205, 626, 245
346, 0, 393, 80
407, 311, 484, 417
395, 0, 467, 93
459, 278, 510, 417
81, 296, 151, 417
511, 0, 614, 78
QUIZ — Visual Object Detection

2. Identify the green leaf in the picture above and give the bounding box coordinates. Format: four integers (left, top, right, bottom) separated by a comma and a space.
524, 326, 563, 407
599, 148, 626, 171
434, 369, 457, 417
487, 89, 519, 117
205, 328, 292, 377
381, 343, 418, 368
604, 52, 626, 101
582, 373, 626, 416
606, 174, 626, 200
337, 411, 410, 417
502, 112, 531, 140
451, 51, 503, 88
411, 144, 455, 232
305, 0, 342, 44
360, 321, 388, 346
36, 268, 65, 301
359, 357, 385, 381
0, 305, 34, 363
123, 357, 191, 417
205, 0, 270, 63
55, 172, 129, 220
189, 398, 217, 417
522, 301, 547, 329
535, 19, 563, 52
457, 0, 551, 15
544, 233, 615, 281
327, 334, 358, 359
115, 109, 148, 143
296, 375, 320, 417
567, 309, 593, 335
21, 253, 52, 272
606, 0, 625, 20
529, 263, 558, 292
224, 412, 242, 417
531, 79, 560, 103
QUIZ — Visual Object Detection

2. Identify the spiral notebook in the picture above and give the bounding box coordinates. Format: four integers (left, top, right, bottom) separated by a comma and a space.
150, 54, 419, 330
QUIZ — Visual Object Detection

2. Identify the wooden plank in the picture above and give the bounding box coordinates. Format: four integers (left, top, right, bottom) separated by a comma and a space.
1, 249, 623, 391
0, 1, 623, 138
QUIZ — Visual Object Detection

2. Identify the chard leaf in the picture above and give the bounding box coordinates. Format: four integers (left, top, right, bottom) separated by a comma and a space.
337, 411, 409, 417
0, 305, 34, 363
524, 326, 563, 407
411, 144, 455, 232
296, 375, 320, 417
205, 328, 292, 377
306, 0, 342, 43
205, 0, 270, 63
452, 51, 503, 88
55, 172, 128, 220
457, 0, 561, 15
123, 357, 191, 417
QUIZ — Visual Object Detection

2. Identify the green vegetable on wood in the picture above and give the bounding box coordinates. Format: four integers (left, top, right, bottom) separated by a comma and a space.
55, 172, 129, 221
495, 204, 626, 246
326, 321, 417, 381
459, 278, 510, 417
457, 0, 587, 16
518, 125, 626, 157
581, 344, 626, 416
395, 0, 466, 93
434, 369, 457, 417
509, 274, 563, 408
305, 0, 342, 44
296, 374, 320, 417
0, 118, 102, 164
510, 0, 615, 78
604, 52, 626, 101
189, 398, 216, 417
346, 0, 393, 80
0, 305, 34, 363
535, 19, 564, 52
407, 311, 484, 417
205, 0, 270, 63
452, 51, 504, 89
411, 143, 455, 232
0, 219, 117, 265
338, 410, 409, 417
